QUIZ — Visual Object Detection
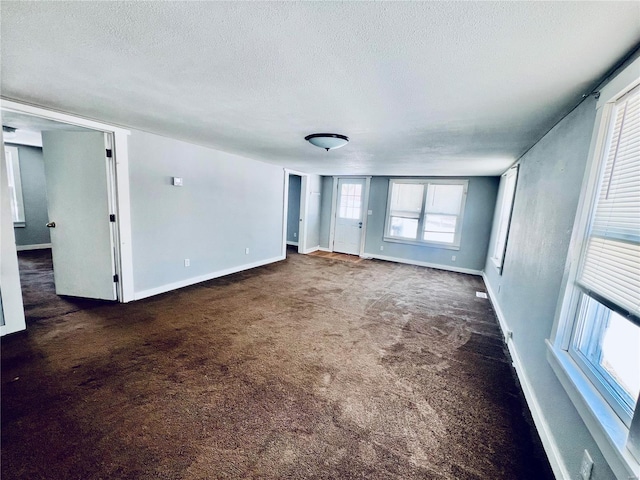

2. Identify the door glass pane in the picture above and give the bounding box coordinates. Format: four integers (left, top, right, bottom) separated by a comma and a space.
339, 182, 362, 219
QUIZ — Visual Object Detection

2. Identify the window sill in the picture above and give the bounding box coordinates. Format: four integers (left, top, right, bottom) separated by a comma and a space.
546, 340, 640, 479
13, 222, 25, 228
382, 236, 460, 251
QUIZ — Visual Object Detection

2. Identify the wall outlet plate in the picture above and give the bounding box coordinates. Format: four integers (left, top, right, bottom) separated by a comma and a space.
172, 177, 183, 186
580, 450, 593, 480
184, 259, 190, 267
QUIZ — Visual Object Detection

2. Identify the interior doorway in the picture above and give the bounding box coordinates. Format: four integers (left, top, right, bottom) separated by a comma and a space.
2, 110, 121, 323
286, 174, 302, 251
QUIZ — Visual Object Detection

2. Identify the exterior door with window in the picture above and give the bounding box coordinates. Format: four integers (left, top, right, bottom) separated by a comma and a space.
333, 178, 365, 255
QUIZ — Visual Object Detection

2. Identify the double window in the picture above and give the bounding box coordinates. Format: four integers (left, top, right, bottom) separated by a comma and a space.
384, 179, 468, 248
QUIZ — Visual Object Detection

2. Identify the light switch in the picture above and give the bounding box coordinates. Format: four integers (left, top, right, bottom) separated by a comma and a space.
172, 177, 183, 186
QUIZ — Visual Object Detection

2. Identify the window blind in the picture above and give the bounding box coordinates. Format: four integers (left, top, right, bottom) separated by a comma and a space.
578, 85, 640, 323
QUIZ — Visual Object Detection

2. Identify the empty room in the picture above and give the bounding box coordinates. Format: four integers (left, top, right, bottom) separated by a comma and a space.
1, 2, 639, 479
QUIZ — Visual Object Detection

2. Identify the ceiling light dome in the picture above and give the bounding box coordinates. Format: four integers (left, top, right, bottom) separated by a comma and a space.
304, 133, 349, 151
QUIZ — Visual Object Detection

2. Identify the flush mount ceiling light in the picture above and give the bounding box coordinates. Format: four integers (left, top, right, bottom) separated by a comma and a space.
304, 133, 349, 151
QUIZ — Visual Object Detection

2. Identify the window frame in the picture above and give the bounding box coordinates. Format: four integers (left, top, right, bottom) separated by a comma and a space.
490, 165, 518, 271
4, 145, 26, 227
548, 63, 640, 479
383, 178, 468, 250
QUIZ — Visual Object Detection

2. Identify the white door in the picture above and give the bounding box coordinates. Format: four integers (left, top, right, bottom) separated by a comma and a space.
42, 131, 117, 300
333, 178, 365, 255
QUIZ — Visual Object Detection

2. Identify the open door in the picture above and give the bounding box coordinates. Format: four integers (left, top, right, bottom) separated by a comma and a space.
42, 131, 117, 300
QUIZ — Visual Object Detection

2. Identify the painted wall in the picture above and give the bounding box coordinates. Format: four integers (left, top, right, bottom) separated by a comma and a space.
483, 97, 616, 479
319, 176, 333, 249
364, 176, 499, 273
6, 144, 50, 246
304, 174, 322, 250
128, 130, 285, 297
287, 175, 301, 244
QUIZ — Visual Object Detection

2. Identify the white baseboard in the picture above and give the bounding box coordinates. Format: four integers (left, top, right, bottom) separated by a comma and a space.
133, 255, 285, 301
482, 273, 570, 480
16, 243, 52, 251
366, 253, 482, 276
301, 245, 320, 254
319, 247, 332, 252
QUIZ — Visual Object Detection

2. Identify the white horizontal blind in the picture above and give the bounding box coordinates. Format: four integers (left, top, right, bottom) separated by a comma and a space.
579, 85, 640, 320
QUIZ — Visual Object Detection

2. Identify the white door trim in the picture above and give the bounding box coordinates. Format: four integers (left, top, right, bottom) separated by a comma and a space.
329, 176, 371, 255
0, 98, 135, 303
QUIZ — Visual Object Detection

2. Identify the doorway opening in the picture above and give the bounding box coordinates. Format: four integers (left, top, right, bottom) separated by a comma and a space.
2, 110, 121, 323
286, 174, 302, 252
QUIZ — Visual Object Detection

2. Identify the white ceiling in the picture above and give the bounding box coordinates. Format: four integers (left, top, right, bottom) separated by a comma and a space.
1, 2, 639, 176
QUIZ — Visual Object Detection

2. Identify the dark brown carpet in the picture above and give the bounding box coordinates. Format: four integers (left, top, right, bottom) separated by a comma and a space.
2, 249, 553, 479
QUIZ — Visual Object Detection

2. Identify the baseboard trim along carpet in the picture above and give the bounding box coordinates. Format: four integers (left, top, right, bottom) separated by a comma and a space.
365, 253, 482, 276
483, 273, 570, 480
16, 243, 52, 251
133, 255, 285, 301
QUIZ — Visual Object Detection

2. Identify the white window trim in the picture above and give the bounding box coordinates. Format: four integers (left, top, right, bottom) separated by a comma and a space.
4, 145, 26, 227
383, 178, 468, 251
490, 165, 518, 272
548, 57, 640, 480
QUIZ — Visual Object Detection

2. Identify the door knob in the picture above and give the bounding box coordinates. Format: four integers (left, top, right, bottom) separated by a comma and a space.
46, 221, 56, 228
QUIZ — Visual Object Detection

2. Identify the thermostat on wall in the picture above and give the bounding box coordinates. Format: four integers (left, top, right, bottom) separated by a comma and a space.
172, 177, 183, 186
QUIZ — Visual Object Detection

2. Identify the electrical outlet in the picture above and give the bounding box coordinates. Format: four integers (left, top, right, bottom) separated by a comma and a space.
380, 245, 384, 251
245, 248, 250, 255
368, 210, 373, 215
293, 232, 297, 238
451, 255, 456, 261
184, 259, 190, 267
580, 450, 593, 480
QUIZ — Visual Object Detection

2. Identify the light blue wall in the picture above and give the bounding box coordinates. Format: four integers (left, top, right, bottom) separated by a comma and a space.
319, 176, 333, 249
8, 144, 51, 246
483, 97, 616, 479
364, 176, 499, 272
287, 175, 301, 244
128, 130, 285, 295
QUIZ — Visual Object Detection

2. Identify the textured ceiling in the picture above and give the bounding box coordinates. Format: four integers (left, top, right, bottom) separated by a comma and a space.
1, 2, 639, 176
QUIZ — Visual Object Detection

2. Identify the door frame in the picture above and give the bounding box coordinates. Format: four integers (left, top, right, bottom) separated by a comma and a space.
328, 176, 371, 256
282, 168, 310, 256
0, 99, 134, 332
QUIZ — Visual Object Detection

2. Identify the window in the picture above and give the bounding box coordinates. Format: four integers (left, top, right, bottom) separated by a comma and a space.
4, 146, 25, 227
550, 76, 640, 475
491, 165, 518, 270
569, 84, 640, 425
384, 179, 468, 248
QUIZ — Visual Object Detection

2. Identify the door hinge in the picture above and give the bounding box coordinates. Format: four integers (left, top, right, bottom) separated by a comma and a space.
106, 149, 113, 158
109, 214, 116, 222
113, 274, 119, 283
